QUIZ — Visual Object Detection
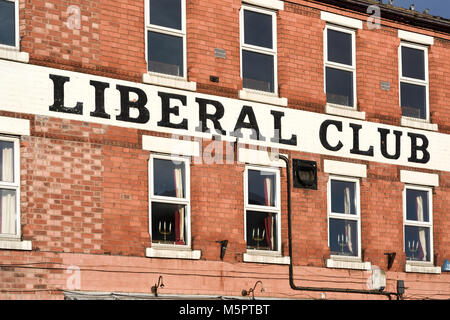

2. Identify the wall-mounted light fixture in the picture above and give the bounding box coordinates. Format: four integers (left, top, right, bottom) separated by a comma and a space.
242, 280, 264, 300
151, 276, 164, 297
216, 240, 228, 260
384, 252, 396, 270
293, 159, 317, 190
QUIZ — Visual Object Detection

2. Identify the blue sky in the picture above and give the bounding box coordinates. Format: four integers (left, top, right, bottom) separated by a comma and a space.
382, 0, 450, 19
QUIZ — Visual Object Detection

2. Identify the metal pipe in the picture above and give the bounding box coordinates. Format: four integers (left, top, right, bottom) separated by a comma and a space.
277, 154, 399, 300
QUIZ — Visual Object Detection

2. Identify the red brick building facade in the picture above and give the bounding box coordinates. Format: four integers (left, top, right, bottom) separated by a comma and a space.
0, 0, 449, 300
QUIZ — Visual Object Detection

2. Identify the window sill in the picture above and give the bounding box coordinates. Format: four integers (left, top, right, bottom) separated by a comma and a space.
243, 251, 290, 265
0, 239, 32, 251
325, 103, 366, 120
145, 246, 201, 260
142, 73, 197, 92
401, 117, 438, 132
0, 48, 29, 64
326, 257, 371, 270
405, 262, 441, 274
238, 89, 288, 107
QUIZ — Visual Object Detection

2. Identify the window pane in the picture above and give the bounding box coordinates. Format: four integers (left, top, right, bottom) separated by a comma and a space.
329, 218, 358, 256
148, 31, 184, 77
151, 202, 186, 244
244, 9, 273, 49
149, 0, 182, 30
406, 189, 429, 222
0, 141, 14, 183
405, 226, 430, 262
0, 189, 16, 235
327, 29, 352, 65
0, 0, 15, 47
248, 169, 276, 207
246, 211, 277, 251
400, 82, 426, 119
402, 46, 425, 80
330, 180, 356, 215
153, 158, 186, 198
242, 50, 274, 93
326, 67, 354, 107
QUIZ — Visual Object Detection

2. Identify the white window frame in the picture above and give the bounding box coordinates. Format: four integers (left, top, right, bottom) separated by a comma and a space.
244, 165, 281, 254
327, 175, 362, 260
403, 185, 434, 265
323, 24, 357, 110
148, 153, 191, 249
399, 41, 430, 122
0, 0, 19, 51
240, 4, 278, 95
144, 0, 187, 80
0, 135, 21, 240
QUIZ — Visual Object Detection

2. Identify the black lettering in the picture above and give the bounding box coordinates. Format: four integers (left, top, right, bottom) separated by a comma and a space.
270, 110, 297, 146
319, 120, 343, 151
116, 85, 149, 124
378, 128, 402, 160
49, 74, 83, 114
349, 123, 374, 156
408, 132, 430, 164
89, 80, 111, 119
195, 98, 226, 135
230, 106, 265, 141
157, 92, 188, 130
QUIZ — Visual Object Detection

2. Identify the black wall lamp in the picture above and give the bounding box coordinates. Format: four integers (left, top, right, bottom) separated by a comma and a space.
385, 252, 396, 270
293, 159, 317, 190
242, 280, 264, 300
216, 240, 228, 260
151, 276, 164, 297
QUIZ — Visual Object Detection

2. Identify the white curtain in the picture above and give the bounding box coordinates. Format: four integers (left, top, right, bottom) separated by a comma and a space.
416, 195, 427, 261
1, 145, 16, 235
174, 167, 184, 244
344, 187, 353, 254
264, 177, 275, 250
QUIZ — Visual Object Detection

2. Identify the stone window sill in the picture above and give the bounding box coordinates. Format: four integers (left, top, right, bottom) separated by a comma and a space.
142, 73, 197, 92
0, 239, 32, 251
243, 251, 290, 265
401, 117, 438, 132
0, 48, 29, 64
325, 103, 366, 120
326, 257, 371, 270
238, 89, 288, 107
405, 262, 441, 274
145, 246, 201, 260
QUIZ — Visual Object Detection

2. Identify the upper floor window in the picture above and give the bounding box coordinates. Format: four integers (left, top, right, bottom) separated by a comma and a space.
149, 155, 190, 246
240, 5, 277, 94
327, 176, 361, 258
146, 0, 186, 77
244, 166, 280, 252
399, 42, 429, 120
0, 0, 18, 49
0, 137, 20, 238
324, 24, 356, 108
404, 186, 433, 263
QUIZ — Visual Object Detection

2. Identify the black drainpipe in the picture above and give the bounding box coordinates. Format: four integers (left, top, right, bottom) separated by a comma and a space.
278, 155, 399, 300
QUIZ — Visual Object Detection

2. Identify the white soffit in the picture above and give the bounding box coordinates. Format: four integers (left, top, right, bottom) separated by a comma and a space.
324, 159, 367, 178
0, 116, 30, 136
243, 0, 284, 11
398, 30, 434, 46
142, 135, 200, 157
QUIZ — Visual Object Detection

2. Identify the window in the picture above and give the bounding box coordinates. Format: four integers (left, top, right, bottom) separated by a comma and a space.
403, 186, 433, 263
327, 177, 361, 258
244, 166, 280, 252
0, 0, 18, 49
240, 5, 277, 94
399, 42, 429, 120
324, 25, 356, 108
149, 155, 190, 246
146, 0, 186, 77
0, 137, 19, 238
